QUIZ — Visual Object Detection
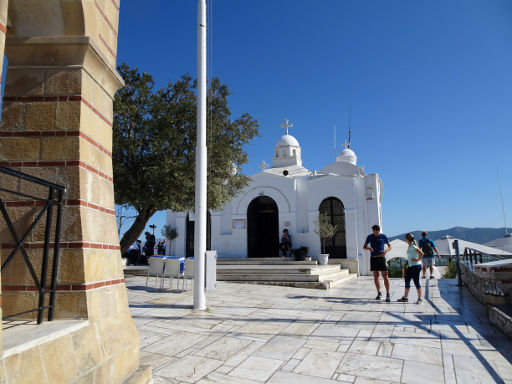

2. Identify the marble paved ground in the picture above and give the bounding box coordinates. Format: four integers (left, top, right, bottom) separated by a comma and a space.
126, 275, 512, 384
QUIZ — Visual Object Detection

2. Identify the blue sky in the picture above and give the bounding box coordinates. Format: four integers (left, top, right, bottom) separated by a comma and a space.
116, 0, 512, 238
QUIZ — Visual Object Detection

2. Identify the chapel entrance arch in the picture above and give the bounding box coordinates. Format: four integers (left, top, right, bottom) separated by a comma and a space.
247, 196, 279, 258
319, 197, 347, 258
186, 211, 211, 258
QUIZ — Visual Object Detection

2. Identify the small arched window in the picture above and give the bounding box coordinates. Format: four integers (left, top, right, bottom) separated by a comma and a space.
275, 151, 279, 157
293, 149, 296, 157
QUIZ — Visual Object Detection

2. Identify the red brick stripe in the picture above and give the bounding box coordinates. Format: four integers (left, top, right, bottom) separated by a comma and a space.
2, 278, 125, 292
2, 242, 121, 250
3, 95, 113, 127
111, 0, 120, 12
99, 34, 117, 60
0, 23, 6, 34
4, 199, 115, 216
94, 0, 118, 37
65, 200, 115, 215
79, 97, 113, 127
79, 131, 112, 157
0, 130, 113, 157
4, 95, 82, 103
4, 200, 47, 207
0, 296, 2, 306
0, 160, 114, 182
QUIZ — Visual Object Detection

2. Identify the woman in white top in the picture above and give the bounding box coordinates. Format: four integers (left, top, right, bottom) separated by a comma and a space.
398, 233, 424, 304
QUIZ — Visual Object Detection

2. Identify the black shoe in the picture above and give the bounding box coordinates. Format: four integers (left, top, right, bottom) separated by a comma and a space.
430, 276, 435, 279
386, 293, 391, 302
397, 296, 408, 303
375, 292, 382, 300
421, 275, 426, 279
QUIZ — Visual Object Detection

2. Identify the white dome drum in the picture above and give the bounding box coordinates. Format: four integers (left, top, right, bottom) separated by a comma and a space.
275, 134, 300, 148
336, 148, 357, 165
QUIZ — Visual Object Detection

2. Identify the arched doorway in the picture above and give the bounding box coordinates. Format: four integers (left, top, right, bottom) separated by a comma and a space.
186, 211, 211, 258
319, 197, 347, 258
247, 196, 279, 258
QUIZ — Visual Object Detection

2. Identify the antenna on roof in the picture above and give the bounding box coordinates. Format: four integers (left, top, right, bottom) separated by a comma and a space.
498, 168, 509, 236
333, 125, 337, 160
348, 98, 352, 149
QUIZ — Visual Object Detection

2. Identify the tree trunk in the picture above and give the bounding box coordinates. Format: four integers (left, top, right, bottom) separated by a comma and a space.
119, 207, 156, 255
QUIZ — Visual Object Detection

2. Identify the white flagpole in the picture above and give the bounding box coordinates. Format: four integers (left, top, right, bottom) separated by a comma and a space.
194, 0, 207, 310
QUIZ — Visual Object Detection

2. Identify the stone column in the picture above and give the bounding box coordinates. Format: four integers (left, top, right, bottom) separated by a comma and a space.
0, 0, 8, 359
0, 1, 144, 382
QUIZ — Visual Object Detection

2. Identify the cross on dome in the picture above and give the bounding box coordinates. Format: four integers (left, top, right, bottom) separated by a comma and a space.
280, 118, 293, 135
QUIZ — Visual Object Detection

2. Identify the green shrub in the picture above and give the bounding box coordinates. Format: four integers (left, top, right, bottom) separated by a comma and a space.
444, 260, 457, 279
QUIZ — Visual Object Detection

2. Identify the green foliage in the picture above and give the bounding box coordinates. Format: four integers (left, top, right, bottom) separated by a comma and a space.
161, 225, 178, 241
315, 213, 338, 254
444, 260, 457, 278
387, 258, 406, 278
113, 63, 259, 252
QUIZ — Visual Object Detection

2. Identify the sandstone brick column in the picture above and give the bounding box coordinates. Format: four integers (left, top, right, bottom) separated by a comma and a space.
0, 1, 143, 382
0, 0, 7, 360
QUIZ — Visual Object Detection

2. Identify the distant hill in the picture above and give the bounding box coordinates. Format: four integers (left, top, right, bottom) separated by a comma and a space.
389, 227, 509, 244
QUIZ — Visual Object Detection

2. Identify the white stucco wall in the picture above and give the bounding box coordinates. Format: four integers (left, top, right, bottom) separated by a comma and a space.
166, 165, 383, 275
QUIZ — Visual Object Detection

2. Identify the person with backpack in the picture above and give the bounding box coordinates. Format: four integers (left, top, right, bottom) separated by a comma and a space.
418, 231, 440, 279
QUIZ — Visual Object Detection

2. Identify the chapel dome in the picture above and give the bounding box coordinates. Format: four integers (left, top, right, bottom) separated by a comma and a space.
336, 148, 357, 165
275, 134, 300, 148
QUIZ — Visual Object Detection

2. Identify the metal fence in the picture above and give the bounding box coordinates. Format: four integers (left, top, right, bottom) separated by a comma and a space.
0, 165, 66, 324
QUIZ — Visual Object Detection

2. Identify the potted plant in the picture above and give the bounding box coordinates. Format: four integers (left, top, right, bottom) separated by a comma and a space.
161, 225, 178, 255
314, 213, 338, 265
293, 246, 308, 261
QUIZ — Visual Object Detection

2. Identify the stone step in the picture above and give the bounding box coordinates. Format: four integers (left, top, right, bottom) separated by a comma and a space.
217, 273, 325, 282
217, 258, 317, 265
217, 264, 341, 275
324, 273, 358, 289
317, 270, 350, 282
231, 273, 358, 290
123, 365, 152, 384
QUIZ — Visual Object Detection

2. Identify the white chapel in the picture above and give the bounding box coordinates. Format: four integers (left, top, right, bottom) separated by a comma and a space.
166, 119, 384, 275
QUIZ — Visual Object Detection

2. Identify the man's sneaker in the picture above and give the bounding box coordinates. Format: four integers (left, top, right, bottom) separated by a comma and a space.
386, 293, 391, 302
421, 275, 426, 279
375, 292, 382, 300
415, 299, 423, 304
397, 296, 408, 303
430, 276, 435, 279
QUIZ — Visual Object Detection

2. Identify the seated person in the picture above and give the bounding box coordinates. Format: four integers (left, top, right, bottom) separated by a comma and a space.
279, 229, 292, 258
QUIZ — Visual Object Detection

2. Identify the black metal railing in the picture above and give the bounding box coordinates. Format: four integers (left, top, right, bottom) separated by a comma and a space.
462, 247, 509, 265
448, 239, 511, 286
0, 165, 66, 324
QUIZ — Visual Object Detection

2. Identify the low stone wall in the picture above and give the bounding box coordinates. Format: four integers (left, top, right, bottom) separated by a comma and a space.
461, 259, 512, 306
488, 306, 512, 339
1, 316, 144, 384
328, 258, 359, 275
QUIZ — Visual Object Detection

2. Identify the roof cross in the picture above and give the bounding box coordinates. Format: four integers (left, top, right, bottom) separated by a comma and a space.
281, 118, 293, 135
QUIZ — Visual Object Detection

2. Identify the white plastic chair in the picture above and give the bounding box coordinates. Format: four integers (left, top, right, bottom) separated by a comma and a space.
182, 258, 195, 291
164, 258, 184, 291
146, 257, 165, 288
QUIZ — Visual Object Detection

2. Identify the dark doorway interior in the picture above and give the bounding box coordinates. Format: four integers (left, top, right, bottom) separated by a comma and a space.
186, 211, 211, 258
319, 197, 347, 258
247, 196, 279, 258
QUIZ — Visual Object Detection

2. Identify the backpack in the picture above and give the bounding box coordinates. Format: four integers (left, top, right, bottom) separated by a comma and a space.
421, 239, 434, 257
